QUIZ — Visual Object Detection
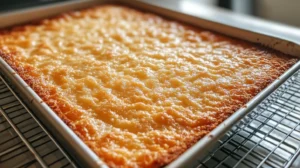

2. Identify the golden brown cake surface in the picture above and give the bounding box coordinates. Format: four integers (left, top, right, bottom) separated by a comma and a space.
0, 5, 297, 168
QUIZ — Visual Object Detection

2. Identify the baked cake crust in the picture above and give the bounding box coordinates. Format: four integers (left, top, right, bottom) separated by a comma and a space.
0, 5, 297, 168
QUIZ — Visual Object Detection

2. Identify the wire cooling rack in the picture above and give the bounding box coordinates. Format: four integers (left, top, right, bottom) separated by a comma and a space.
0, 76, 77, 168
198, 71, 300, 168
1, 69, 300, 168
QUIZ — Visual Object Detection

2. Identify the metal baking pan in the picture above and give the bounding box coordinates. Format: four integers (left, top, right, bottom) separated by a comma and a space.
0, 0, 300, 167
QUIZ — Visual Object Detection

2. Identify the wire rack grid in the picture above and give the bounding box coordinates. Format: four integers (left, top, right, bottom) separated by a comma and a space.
0, 75, 77, 168
198, 70, 300, 168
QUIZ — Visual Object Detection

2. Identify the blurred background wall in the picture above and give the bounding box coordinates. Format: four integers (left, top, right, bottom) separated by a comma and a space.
197, 0, 300, 28
256, 0, 300, 27
0, 0, 299, 28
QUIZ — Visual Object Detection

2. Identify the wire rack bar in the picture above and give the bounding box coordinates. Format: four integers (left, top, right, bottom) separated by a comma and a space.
0, 75, 76, 168
197, 70, 300, 168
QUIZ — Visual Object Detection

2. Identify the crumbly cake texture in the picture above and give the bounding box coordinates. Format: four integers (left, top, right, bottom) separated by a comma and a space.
0, 5, 297, 168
